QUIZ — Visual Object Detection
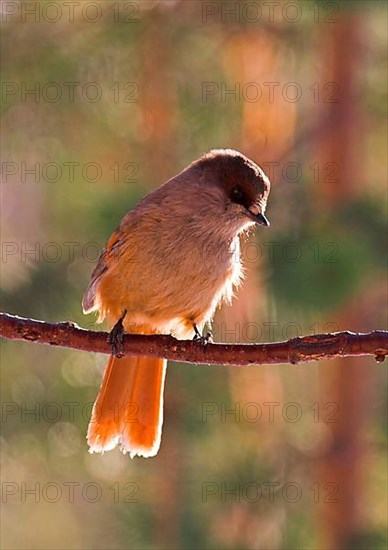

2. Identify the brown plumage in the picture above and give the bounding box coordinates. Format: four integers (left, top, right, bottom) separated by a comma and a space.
83, 149, 271, 458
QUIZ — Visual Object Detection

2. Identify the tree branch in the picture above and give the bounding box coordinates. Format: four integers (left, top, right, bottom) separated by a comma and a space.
0, 312, 387, 366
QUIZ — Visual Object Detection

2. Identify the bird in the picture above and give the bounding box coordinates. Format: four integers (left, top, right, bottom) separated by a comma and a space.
83, 149, 271, 458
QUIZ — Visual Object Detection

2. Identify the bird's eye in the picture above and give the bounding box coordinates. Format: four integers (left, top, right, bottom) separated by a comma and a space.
232, 186, 243, 201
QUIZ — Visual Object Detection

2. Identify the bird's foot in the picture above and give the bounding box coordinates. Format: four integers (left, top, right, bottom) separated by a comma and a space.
193, 324, 213, 346
108, 310, 127, 357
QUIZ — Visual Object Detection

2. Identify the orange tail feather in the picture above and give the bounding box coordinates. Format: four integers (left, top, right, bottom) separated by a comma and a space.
87, 355, 167, 458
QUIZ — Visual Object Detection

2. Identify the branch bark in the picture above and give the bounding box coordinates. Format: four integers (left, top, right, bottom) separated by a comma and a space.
0, 312, 387, 366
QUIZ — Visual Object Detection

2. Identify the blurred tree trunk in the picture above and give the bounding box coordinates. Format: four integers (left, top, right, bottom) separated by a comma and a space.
214, 27, 298, 549
138, 13, 181, 548
315, 12, 374, 550
139, 11, 177, 184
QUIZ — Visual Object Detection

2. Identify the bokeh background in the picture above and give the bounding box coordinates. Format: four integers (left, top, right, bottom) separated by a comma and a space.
1, 1, 387, 549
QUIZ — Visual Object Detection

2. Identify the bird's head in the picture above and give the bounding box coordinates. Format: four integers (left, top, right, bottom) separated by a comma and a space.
198, 149, 271, 230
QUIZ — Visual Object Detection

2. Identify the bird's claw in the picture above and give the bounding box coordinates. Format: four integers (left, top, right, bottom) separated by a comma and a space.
108, 311, 127, 357
193, 326, 213, 346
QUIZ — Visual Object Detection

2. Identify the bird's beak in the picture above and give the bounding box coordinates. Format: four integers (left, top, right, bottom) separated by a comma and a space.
255, 212, 270, 227
247, 204, 270, 227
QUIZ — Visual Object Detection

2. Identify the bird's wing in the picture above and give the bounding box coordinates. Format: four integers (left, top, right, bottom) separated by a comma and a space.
82, 228, 124, 314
